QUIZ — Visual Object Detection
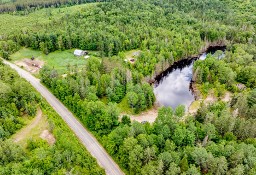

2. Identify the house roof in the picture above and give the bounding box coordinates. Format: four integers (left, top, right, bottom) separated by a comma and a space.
74, 49, 84, 56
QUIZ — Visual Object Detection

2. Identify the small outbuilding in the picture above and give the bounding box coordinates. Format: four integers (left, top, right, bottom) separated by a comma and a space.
133, 51, 141, 57
74, 49, 88, 56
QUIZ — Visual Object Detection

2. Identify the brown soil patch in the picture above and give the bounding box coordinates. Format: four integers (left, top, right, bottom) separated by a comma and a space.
15, 58, 44, 73
40, 130, 56, 145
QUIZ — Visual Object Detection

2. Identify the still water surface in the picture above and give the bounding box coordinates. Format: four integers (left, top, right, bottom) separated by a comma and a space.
154, 47, 225, 110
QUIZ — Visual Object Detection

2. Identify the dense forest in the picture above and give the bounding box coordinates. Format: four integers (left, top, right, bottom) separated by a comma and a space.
0, 0, 103, 13
40, 43, 256, 174
1, 0, 255, 76
1, 0, 256, 174
0, 61, 104, 174
40, 56, 155, 134
194, 44, 256, 92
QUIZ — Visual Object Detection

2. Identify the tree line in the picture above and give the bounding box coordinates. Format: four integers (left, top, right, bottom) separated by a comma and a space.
0, 0, 105, 13
1, 0, 255, 77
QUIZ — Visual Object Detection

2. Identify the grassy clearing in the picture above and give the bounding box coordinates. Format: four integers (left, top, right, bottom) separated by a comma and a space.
11, 111, 49, 147
21, 115, 48, 147
124, 49, 141, 59
100, 96, 133, 114
10, 48, 89, 74
117, 96, 133, 114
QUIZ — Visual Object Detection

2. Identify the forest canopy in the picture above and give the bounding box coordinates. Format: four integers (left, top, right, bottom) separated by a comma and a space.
0, 0, 255, 77
0, 62, 104, 174
0, 0, 104, 13
0, 0, 256, 174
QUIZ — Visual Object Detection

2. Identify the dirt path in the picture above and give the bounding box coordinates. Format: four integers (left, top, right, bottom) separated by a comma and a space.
13, 108, 42, 143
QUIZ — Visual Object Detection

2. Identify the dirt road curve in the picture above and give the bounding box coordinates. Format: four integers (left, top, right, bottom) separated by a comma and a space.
13, 108, 42, 143
3, 60, 124, 175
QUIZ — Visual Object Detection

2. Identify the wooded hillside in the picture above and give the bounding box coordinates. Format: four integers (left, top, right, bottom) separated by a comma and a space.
0, 0, 103, 13
0, 0, 255, 174
0, 0, 255, 76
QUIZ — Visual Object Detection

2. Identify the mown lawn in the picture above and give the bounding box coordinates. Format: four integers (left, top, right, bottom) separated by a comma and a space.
10, 48, 89, 74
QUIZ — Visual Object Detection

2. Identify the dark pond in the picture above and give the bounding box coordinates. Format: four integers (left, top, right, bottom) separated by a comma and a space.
154, 46, 226, 110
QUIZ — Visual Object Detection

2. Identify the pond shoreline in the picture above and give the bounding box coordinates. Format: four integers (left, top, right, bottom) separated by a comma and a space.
152, 43, 226, 110
148, 44, 226, 84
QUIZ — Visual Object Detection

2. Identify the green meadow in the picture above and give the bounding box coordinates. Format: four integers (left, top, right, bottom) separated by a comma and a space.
10, 48, 88, 73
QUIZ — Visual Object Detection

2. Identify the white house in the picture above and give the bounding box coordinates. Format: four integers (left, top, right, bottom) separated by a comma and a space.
74, 49, 88, 56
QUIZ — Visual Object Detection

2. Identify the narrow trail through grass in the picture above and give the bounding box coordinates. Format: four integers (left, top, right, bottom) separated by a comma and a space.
12, 108, 43, 143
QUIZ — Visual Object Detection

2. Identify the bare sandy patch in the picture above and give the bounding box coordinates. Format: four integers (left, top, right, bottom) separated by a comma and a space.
62, 73, 68, 78
204, 94, 217, 104
221, 92, 232, 102
122, 107, 158, 123
15, 58, 44, 73
40, 130, 56, 145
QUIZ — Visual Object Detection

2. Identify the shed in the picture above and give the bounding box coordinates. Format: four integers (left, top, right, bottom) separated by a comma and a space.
74, 49, 88, 56
133, 51, 141, 57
